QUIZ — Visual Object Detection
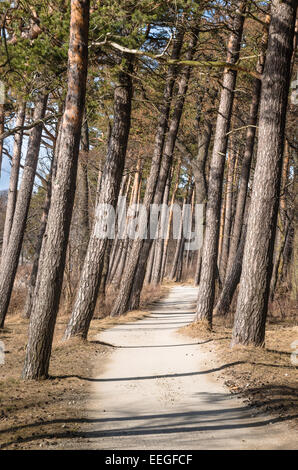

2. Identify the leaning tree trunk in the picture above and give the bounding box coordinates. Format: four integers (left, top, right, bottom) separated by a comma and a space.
0, 93, 48, 328
23, 118, 62, 320
76, 113, 90, 270
213, 217, 247, 317
126, 31, 198, 310
160, 158, 181, 280
219, 144, 236, 280
150, 167, 172, 285
23, 159, 55, 319
22, 0, 90, 379
170, 195, 188, 280
225, 23, 268, 277
63, 55, 133, 341
110, 31, 184, 317
195, 1, 246, 328
232, 0, 296, 347
1, 101, 26, 259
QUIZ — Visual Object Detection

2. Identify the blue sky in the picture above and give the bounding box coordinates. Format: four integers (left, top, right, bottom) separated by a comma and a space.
0, 155, 11, 190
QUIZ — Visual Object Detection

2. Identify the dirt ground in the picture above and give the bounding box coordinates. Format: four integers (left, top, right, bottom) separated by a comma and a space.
73, 286, 297, 450
0, 284, 168, 450
1, 282, 297, 450
181, 304, 298, 428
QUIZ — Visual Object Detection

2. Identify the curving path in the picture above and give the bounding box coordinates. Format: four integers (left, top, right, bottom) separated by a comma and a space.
85, 286, 297, 449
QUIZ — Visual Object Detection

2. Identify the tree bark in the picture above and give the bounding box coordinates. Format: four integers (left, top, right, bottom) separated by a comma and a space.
232, 0, 296, 347
225, 26, 267, 277
219, 145, 236, 280
0, 93, 48, 328
291, 149, 298, 301
151, 166, 172, 284
23, 158, 55, 319
22, 0, 90, 379
76, 112, 90, 270
161, 158, 181, 280
110, 31, 184, 317
213, 215, 248, 317
195, 1, 246, 328
126, 31, 198, 309
1, 101, 26, 258
63, 54, 133, 340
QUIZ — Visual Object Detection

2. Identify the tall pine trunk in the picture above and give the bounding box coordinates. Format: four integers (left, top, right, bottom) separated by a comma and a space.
1, 101, 26, 258
219, 145, 236, 280
22, 0, 90, 379
124, 31, 197, 310
0, 94, 48, 328
232, 0, 296, 347
76, 113, 90, 270
110, 32, 184, 317
23, 157, 55, 319
63, 55, 133, 340
195, 1, 246, 328
225, 26, 268, 277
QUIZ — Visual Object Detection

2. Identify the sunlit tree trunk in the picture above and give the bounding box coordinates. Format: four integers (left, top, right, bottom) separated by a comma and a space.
22, 0, 90, 379
232, 0, 296, 346
63, 54, 133, 340
225, 26, 268, 277
0, 93, 48, 328
1, 101, 26, 258
110, 31, 184, 316
195, 1, 246, 328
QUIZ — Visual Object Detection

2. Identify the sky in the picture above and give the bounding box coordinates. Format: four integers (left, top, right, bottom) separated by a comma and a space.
0, 155, 11, 191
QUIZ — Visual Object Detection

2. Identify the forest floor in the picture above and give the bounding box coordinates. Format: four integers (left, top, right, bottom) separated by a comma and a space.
0, 283, 297, 450
181, 302, 298, 430
0, 284, 168, 450
55, 285, 297, 450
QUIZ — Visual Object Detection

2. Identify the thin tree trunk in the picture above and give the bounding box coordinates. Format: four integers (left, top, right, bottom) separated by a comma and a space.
161, 158, 181, 280
195, 1, 246, 328
98, 239, 112, 302
0, 93, 48, 328
151, 167, 172, 284
22, 0, 90, 379
232, 0, 296, 347
1, 101, 26, 258
112, 171, 138, 287
225, 26, 267, 276
76, 112, 90, 270
126, 31, 198, 310
219, 144, 236, 280
213, 223, 247, 317
110, 31, 184, 317
108, 173, 130, 282
144, 240, 156, 284
23, 160, 54, 319
217, 181, 226, 270
63, 54, 133, 340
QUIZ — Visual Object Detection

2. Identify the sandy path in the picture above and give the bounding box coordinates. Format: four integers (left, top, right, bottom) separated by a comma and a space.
86, 286, 297, 450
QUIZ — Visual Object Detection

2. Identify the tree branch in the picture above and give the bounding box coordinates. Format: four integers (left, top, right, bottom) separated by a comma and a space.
0, 113, 60, 141
91, 39, 262, 80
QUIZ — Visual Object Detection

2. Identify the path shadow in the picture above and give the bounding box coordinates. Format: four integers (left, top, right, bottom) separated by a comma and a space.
1, 403, 297, 449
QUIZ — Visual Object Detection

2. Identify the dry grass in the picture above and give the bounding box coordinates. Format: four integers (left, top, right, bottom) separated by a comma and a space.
180, 308, 298, 428
0, 283, 169, 450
